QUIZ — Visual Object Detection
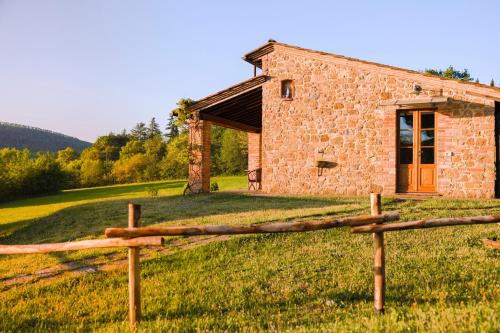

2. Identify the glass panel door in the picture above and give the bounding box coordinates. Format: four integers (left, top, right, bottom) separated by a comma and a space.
397, 110, 436, 193
416, 111, 436, 192
397, 112, 415, 192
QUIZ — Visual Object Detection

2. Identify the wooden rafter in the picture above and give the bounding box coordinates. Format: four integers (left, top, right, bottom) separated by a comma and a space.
200, 113, 261, 133
189, 75, 267, 112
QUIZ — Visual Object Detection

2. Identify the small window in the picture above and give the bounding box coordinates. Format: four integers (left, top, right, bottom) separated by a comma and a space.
281, 80, 294, 99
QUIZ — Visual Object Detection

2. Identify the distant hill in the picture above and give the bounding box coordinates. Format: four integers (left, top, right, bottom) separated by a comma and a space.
0, 122, 92, 153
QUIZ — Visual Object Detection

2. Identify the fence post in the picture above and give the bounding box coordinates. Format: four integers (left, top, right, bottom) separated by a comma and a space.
128, 203, 141, 328
371, 193, 385, 314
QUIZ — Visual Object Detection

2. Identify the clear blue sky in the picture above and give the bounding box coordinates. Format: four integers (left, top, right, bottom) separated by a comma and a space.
1, 0, 498, 142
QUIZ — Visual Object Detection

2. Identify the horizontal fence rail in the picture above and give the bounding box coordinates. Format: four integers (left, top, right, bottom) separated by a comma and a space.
1, 194, 498, 330
351, 215, 500, 233
0, 237, 164, 255
104, 212, 400, 238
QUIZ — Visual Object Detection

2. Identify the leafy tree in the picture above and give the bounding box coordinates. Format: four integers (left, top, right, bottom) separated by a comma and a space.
0, 148, 31, 199
210, 126, 226, 175
160, 132, 189, 179
219, 129, 248, 175
130, 122, 148, 141
56, 147, 80, 188
425, 66, 473, 81
23, 153, 66, 195
144, 135, 166, 160
112, 154, 149, 183
0, 148, 66, 200
147, 117, 162, 139
80, 159, 106, 187
165, 111, 180, 142
491, 79, 495, 87
57, 147, 78, 165
143, 134, 167, 180
120, 140, 145, 160
92, 133, 129, 161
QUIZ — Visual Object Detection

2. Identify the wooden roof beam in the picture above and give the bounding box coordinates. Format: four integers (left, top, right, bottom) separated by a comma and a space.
199, 113, 261, 133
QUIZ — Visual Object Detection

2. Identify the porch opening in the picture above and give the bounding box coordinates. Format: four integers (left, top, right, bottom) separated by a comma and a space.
186, 76, 266, 193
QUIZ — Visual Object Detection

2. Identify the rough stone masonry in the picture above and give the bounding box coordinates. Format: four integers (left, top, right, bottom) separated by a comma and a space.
189, 41, 500, 198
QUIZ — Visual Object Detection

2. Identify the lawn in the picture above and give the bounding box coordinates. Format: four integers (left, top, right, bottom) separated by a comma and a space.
0, 177, 498, 332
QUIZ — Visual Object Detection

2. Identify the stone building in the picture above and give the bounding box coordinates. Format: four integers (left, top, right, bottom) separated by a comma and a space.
187, 40, 500, 198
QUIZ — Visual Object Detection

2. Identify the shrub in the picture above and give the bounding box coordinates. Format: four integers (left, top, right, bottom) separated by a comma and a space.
146, 187, 159, 197
210, 181, 219, 192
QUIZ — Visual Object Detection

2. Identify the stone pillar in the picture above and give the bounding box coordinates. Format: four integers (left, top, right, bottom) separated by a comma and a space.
380, 107, 397, 195
188, 114, 211, 193
248, 132, 262, 189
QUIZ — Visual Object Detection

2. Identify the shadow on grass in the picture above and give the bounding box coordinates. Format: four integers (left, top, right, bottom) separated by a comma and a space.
0, 192, 367, 246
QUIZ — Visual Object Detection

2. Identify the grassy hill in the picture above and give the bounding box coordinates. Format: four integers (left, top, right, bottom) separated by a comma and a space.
0, 122, 91, 153
0, 176, 498, 331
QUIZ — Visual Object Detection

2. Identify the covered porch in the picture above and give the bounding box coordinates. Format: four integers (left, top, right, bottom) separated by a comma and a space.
187, 75, 267, 193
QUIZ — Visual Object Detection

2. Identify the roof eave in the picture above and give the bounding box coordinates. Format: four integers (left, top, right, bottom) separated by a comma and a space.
242, 40, 276, 67
189, 75, 268, 112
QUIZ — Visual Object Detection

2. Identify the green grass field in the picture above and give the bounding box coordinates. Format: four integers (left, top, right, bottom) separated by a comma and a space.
0, 176, 498, 332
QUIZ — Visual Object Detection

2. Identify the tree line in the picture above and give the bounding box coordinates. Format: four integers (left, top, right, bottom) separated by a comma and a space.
0, 114, 247, 201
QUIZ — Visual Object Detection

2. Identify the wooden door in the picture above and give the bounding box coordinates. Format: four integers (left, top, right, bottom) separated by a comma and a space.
397, 110, 436, 193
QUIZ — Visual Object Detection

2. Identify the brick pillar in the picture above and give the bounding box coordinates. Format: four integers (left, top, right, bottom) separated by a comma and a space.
248, 132, 262, 189
188, 114, 211, 193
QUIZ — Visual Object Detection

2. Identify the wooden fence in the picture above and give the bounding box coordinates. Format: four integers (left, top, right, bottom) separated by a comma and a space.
0, 194, 499, 329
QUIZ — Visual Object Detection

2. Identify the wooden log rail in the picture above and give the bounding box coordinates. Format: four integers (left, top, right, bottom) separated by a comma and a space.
2, 194, 499, 330
0, 237, 163, 255
104, 212, 400, 238
0, 203, 157, 329
351, 215, 500, 233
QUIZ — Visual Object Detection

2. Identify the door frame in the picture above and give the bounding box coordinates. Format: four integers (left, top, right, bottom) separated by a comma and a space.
396, 108, 438, 193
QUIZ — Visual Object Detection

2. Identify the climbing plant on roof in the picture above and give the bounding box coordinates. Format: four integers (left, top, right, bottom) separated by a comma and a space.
171, 98, 195, 127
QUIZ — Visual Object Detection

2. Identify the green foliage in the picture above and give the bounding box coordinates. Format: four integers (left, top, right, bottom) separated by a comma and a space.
171, 98, 195, 127
165, 111, 180, 142
130, 122, 148, 141
91, 133, 129, 161
1, 113, 249, 198
425, 66, 474, 81
160, 131, 189, 179
80, 159, 106, 187
210, 180, 219, 191
0, 148, 66, 200
220, 129, 248, 175
143, 134, 167, 180
147, 117, 161, 139
119, 140, 145, 159
56, 147, 78, 164
111, 154, 149, 183
146, 187, 159, 197
491, 79, 495, 87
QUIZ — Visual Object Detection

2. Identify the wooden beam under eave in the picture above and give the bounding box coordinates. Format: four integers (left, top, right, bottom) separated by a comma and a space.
466, 90, 500, 102
200, 113, 261, 133
379, 97, 449, 106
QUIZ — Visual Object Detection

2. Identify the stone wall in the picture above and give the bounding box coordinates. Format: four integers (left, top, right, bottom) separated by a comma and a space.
260, 45, 496, 198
